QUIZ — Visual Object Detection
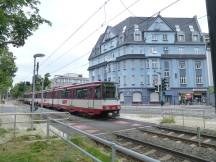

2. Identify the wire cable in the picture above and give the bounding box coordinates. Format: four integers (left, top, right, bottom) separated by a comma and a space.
40, 0, 111, 66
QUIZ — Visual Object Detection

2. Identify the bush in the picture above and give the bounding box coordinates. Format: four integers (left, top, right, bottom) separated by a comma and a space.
160, 116, 175, 124
0, 128, 8, 137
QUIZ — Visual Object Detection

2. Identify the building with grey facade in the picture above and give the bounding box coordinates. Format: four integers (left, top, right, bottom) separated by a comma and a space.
88, 15, 208, 105
51, 73, 89, 88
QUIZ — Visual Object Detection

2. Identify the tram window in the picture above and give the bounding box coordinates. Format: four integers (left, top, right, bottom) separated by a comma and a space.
61, 89, 70, 98
103, 83, 116, 99
95, 86, 101, 99
76, 88, 89, 99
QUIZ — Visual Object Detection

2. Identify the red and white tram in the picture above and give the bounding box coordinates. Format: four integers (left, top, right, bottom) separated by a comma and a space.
24, 81, 120, 117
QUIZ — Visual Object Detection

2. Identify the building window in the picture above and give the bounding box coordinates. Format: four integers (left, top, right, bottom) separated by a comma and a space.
118, 77, 120, 84
189, 25, 194, 32
163, 47, 168, 54
131, 75, 135, 86
108, 64, 111, 73
152, 34, 158, 41
123, 76, 127, 86
195, 61, 201, 69
179, 61, 186, 69
152, 75, 158, 85
193, 34, 199, 41
123, 61, 126, 70
163, 34, 168, 41
152, 59, 158, 69
131, 60, 135, 70
150, 47, 157, 54
164, 61, 169, 70
140, 74, 144, 85
180, 76, 187, 84
194, 48, 200, 54
178, 47, 184, 54
196, 76, 202, 84
178, 35, 185, 41
118, 62, 120, 71
140, 60, 144, 70
146, 60, 150, 68
134, 31, 142, 41
146, 75, 150, 85
175, 25, 180, 32
164, 71, 170, 77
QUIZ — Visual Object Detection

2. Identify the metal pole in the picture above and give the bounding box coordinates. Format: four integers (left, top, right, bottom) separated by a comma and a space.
112, 143, 116, 162
31, 57, 36, 129
197, 127, 201, 147
41, 78, 44, 108
47, 118, 50, 138
13, 114, 16, 139
182, 109, 184, 127
206, 0, 216, 114
203, 110, 206, 128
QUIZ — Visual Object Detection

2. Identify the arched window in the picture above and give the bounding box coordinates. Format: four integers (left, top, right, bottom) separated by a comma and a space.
132, 92, 142, 103
120, 93, 124, 103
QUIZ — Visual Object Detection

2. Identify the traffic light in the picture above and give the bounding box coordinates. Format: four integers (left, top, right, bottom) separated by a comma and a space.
162, 78, 168, 91
154, 84, 159, 93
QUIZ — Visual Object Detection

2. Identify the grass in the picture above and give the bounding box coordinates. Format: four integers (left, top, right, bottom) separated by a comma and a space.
71, 135, 116, 162
160, 116, 176, 124
0, 135, 94, 162
0, 128, 8, 137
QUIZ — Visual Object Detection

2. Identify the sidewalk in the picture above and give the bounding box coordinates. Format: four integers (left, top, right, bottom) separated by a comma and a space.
120, 113, 216, 130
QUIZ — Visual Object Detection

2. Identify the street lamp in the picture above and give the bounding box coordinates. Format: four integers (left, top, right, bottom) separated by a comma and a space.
31, 53, 45, 128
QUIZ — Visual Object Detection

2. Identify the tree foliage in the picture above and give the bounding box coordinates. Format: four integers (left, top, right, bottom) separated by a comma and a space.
0, 0, 51, 47
0, 47, 17, 98
10, 73, 51, 98
10, 81, 31, 98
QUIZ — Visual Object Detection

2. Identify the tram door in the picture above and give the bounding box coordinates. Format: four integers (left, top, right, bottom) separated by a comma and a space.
88, 88, 94, 108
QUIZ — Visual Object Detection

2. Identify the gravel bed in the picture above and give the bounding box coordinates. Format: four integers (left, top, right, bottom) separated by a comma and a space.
115, 129, 216, 162
158, 124, 216, 137
139, 126, 216, 148
99, 133, 187, 162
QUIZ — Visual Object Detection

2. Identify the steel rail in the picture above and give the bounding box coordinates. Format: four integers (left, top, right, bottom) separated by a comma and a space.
49, 118, 160, 162
139, 128, 216, 149
114, 133, 212, 162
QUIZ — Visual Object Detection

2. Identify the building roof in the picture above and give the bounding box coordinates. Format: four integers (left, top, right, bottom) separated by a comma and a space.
89, 15, 202, 60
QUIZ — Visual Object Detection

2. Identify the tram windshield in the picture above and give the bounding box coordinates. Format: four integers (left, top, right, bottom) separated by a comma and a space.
102, 83, 116, 99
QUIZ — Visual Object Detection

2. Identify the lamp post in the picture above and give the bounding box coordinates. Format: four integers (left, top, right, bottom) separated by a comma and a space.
31, 53, 45, 129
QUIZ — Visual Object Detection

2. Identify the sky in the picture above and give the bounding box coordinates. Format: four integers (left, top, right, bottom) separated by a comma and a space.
10, 0, 208, 84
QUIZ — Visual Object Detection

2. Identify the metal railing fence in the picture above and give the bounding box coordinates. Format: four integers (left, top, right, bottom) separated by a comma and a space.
47, 118, 160, 162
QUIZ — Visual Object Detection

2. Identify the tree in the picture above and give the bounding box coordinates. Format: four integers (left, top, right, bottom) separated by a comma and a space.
43, 73, 51, 89
10, 81, 31, 98
0, 47, 17, 100
0, 0, 51, 47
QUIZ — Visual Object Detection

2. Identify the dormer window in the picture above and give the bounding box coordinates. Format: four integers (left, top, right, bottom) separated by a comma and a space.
178, 34, 185, 42
122, 26, 127, 33
134, 24, 142, 41
192, 34, 199, 42
189, 25, 194, 32
119, 34, 125, 44
175, 25, 180, 32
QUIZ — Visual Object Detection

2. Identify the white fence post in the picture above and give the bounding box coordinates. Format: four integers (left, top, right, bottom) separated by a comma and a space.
13, 114, 16, 139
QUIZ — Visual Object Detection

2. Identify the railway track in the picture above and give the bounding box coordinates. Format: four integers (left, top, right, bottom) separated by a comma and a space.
98, 127, 216, 162
139, 127, 216, 150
